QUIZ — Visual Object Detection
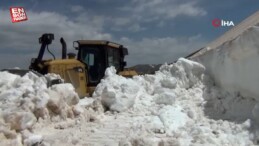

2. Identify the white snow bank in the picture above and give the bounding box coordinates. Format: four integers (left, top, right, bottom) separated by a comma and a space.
92, 58, 255, 145
192, 25, 259, 119
0, 71, 80, 145
94, 58, 205, 112
191, 25, 259, 142
193, 25, 259, 99
93, 67, 141, 112
1, 54, 258, 145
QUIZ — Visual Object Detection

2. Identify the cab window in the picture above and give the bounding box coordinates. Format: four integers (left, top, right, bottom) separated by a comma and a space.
83, 53, 94, 66
107, 48, 120, 70
80, 46, 105, 86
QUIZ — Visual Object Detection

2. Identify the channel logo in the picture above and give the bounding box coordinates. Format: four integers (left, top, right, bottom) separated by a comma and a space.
212, 18, 234, 28
10, 7, 28, 23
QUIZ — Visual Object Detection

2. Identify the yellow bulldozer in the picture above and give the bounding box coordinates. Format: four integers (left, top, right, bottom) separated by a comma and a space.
6, 33, 137, 97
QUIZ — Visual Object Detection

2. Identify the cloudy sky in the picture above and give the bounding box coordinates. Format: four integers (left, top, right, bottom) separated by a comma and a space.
0, 0, 258, 69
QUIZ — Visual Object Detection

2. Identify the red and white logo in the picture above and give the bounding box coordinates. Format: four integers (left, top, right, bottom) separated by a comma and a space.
212, 18, 221, 27
10, 7, 28, 23
212, 18, 234, 28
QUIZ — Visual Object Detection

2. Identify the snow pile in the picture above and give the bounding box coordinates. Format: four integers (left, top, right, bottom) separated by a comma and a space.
193, 25, 259, 111
93, 58, 255, 145
0, 71, 79, 145
94, 67, 141, 112
191, 25, 259, 143
94, 58, 205, 112
1, 57, 258, 145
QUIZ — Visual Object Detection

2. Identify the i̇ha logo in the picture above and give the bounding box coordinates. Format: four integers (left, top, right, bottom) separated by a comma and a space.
10, 7, 28, 23
212, 18, 234, 28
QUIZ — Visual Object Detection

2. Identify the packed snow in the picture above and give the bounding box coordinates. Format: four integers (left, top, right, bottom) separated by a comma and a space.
1, 57, 258, 146
193, 25, 259, 101
0, 72, 80, 145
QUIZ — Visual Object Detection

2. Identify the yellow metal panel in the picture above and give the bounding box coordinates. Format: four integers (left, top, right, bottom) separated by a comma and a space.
46, 59, 88, 98
119, 69, 138, 77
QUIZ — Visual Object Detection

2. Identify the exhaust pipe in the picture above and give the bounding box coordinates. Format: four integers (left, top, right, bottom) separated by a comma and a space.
60, 37, 67, 59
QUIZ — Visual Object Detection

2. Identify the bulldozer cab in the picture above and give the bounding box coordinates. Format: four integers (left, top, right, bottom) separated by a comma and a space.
25, 33, 135, 97
74, 40, 128, 86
